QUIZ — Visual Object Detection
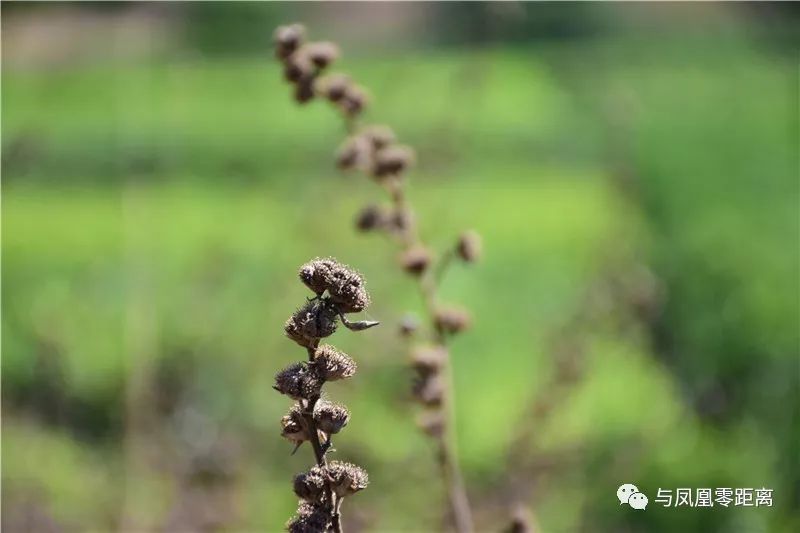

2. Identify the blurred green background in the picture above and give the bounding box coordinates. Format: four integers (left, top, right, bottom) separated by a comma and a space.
2, 2, 798, 532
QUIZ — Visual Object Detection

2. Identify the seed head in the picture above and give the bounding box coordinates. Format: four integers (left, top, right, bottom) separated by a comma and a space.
456, 230, 482, 263
313, 399, 350, 435
434, 305, 472, 335
355, 204, 389, 232
361, 125, 396, 150
275, 363, 322, 400
284, 299, 339, 347
302, 41, 339, 69
325, 461, 369, 497
280, 403, 309, 444
326, 264, 370, 314
372, 145, 415, 178
340, 84, 368, 117
412, 374, 444, 407
286, 501, 330, 533
316, 74, 351, 103
283, 53, 315, 84
293, 465, 327, 502
399, 245, 431, 276
314, 344, 357, 381
294, 76, 316, 104
335, 136, 370, 171
411, 345, 447, 377
274, 24, 306, 60
299, 257, 337, 295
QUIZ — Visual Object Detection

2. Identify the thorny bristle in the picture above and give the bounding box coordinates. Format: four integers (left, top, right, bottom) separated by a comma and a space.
293, 466, 327, 502
325, 461, 369, 497
355, 204, 389, 232
314, 344, 357, 381
281, 403, 309, 444
274, 24, 306, 60
411, 345, 447, 377
412, 374, 444, 407
286, 501, 331, 533
313, 399, 350, 435
417, 411, 446, 439
361, 125, 396, 150
372, 145, 415, 179
303, 41, 339, 69
457, 230, 482, 263
434, 305, 472, 335
316, 73, 351, 103
284, 299, 339, 347
399, 245, 431, 276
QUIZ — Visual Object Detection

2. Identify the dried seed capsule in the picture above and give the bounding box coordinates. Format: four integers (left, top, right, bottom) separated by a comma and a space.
434, 306, 472, 335
417, 411, 446, 438
399, 245, 431, 276
340, 84, 368, 117
411, 345, 447, 377
281, 403, 309, 444
316, 74, 350, 103
360, 125, 396, 150
274, 24, 306, 60
284, 300, 339, 347
412, 374, 444, 407
326, 263, 371, 314
325, 461, 369, 497
314, 344, 357, 381
456, 230, 482, 263
299, 257, 337, 296
303, 41, 339, 69
294, 76, 316, 104
335, 135, 370, 171
313, 400, 350, 435
355, 204, 389, 232
293, 465, 327, 501
372, 145, 415, 178
274, 363, 307, 399
283, 53, 315, 84
286, 501, 331, 533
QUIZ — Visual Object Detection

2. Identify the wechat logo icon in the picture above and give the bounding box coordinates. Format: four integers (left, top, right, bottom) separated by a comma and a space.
618, 483, 648, 510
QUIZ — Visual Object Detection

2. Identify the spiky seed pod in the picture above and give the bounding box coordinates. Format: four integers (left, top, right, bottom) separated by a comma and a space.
417, 411, 446, 438
299, 257, 337, 296
284, 299, 339, 347
274, 363, 307, 399
413, 374, 444, 407
411, 345, 447, 377
340, 84, 368, 117
293, 465, 327, 502
313, 399, 350, 435
302, 41, 339, 69
294, 76, 316, 104
456, 230, 482, 263
286, 501, 331, 533
314, 344, 357, 381
399, 245, 431, 276
316, 74, 351, 103
434, 305, 472, 335
281, 403, 309, 444
335, 135, 370, 171
361, 125, 396, 150
326, 264, 371, 314
399, 314, 419, 337
283, 53, 315, 84
355, 204, 389, 232
274, 24, 306, 60
372, 145, 415, 178
325, 461, 369, 497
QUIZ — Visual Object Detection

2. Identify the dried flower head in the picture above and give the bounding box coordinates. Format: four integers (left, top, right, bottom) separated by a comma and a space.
316, 73, 351, 103
294, 76, 316, 104
417, 411, 446, 438
283, 53, 315, 84
456, 230, 482, 263
335, 135, 370, 171
355, 204, 389, 232
412, 374, 444, 407
399, 245, 431, 276
340, 84, 368, 117
299, 257, 337, 296
361, 125, 396, 150
373, 145, 415, 178
275, 363, 323, 400
434, 305, 472, 335
326, 264, 371, 314
313, 399, 350, 435
284, 299, 339, 347
286, 501, 331, 533
325, 461, 369, 497
313, 344, 357, 381
293, 465, 327, 502
303, 41, 339, 69
274, 24, 306, 60
411, 345, 447, 377
281, 403, 309, 444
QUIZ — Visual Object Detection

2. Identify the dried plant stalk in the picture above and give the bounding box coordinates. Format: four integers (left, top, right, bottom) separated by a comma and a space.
274, 24, 480, 533
274, 257, 378, 532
